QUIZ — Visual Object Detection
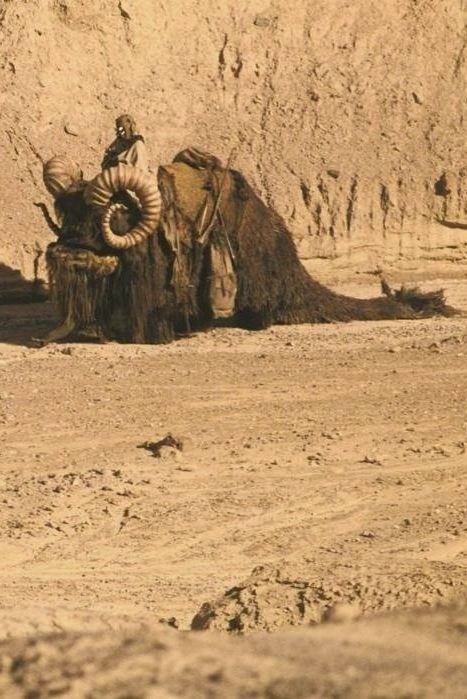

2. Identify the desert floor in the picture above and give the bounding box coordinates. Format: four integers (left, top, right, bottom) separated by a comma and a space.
0, 278, 467, 697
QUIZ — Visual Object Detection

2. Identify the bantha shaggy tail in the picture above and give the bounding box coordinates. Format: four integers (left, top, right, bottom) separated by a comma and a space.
228, 174, 457, 326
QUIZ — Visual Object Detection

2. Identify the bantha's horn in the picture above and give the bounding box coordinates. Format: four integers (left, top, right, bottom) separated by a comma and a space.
43, 155, 83, 197
84, 164, 162, 250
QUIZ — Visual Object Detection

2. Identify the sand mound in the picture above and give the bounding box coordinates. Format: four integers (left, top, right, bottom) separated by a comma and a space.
191, 558, 467, 632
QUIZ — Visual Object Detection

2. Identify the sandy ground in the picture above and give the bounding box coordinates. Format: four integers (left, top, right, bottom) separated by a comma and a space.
1, 278, 467, 694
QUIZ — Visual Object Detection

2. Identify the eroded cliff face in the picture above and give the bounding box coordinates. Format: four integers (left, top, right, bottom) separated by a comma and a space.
2, 0, 467, 292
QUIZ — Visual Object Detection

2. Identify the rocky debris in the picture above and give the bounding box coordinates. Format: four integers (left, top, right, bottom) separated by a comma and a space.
191, 560, 467, 633
63, 122, 79, 137
138, 433, 184, 458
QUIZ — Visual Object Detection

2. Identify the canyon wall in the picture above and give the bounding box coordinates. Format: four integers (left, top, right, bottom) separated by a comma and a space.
2, 0, 467, 294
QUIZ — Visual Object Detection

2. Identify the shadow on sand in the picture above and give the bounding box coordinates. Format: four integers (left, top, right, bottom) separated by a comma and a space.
0, 263, 56, 346
0, 302, 57, 347
0, 262, 48, 305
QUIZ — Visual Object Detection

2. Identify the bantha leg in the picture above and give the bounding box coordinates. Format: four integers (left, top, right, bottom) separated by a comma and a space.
33, 315, 76, 347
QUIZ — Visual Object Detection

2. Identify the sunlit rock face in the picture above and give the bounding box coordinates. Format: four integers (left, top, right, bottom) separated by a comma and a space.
2, 0, 467, 292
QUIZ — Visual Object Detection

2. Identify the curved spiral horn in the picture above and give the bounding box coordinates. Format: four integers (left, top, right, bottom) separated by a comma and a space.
43, 155, 83, 197
84, 163, 161, 250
